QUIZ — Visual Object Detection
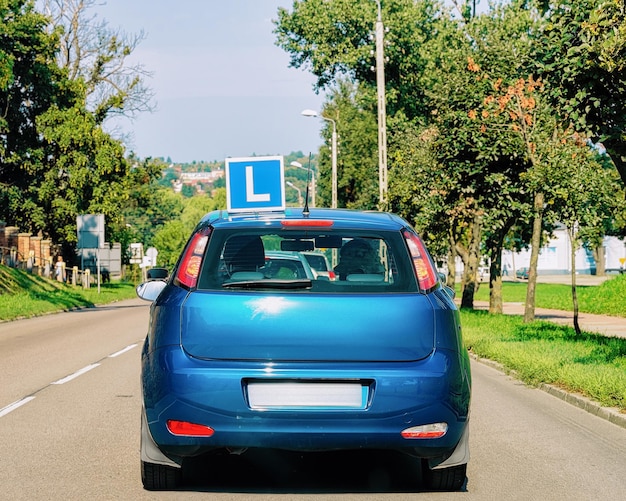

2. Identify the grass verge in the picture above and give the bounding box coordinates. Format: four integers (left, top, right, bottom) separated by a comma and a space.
461, 309, 626, 412
0, 265, 137, 321
467, 274, 626, 317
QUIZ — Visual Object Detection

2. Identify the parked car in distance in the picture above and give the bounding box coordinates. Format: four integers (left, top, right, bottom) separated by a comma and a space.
301, 250, 336, 280
136, 208, 471, 492
262, 250, 317, 280
516, 267, 529, 279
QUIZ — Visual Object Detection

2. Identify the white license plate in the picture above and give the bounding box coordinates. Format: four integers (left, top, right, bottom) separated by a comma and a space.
247, 382, 366, 409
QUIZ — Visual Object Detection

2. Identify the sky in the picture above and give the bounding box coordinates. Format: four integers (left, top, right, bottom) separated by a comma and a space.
96, 1, 326, 163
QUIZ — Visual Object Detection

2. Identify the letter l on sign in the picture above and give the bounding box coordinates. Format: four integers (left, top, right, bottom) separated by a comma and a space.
246, 165, 270, 202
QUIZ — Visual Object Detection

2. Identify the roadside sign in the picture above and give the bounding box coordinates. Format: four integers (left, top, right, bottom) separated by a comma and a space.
225, 156, 285, 212
145, 247, 158, 267
77, 214, 105, 249
129, 242, 143, 264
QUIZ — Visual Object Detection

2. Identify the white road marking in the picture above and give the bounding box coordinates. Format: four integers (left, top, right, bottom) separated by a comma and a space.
51, 363, 100, 385
1, 342, 142, 418
109, 344, 138, 358
0, 397, 36, 418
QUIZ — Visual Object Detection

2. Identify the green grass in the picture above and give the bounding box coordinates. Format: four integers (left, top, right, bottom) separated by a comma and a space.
0, 265, 137, 321
464, 274, 626, 317
461, 309, 626, 412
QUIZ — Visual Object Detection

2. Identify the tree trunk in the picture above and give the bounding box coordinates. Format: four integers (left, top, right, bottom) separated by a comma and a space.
602, 137, 626, 189
460, 214, 482, 309
593, 244, 606, 276
487, 235, 505, 314
524, 191, 544, 323
446, 227, 457, 289
569, 226, 581, 335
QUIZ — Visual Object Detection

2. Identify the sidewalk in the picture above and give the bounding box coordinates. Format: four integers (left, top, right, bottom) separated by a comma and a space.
470, 301, 626, 338
468, 274, 626, 338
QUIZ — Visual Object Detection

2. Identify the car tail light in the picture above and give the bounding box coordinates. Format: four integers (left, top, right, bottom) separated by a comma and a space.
175, 227, 212, 289
328, 270, 337, 281
167, 420, 214, 437
401, 422, 448, 439
403, 229, 438, 291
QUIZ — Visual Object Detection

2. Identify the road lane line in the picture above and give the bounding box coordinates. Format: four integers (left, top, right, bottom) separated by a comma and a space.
51, 363, 100, 385
109, 343, 138, 358
0, 397, 36, 418
2, 343, 140, 418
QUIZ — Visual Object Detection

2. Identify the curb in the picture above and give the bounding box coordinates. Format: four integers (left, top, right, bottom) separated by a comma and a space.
470, 353, 626, 430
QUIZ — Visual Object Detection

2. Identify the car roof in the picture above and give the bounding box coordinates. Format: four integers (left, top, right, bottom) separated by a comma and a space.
265, 250, 307, 260
198, 208, 409, 231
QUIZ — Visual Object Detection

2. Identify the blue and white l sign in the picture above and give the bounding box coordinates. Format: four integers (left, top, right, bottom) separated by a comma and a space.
225, 156, 285, 212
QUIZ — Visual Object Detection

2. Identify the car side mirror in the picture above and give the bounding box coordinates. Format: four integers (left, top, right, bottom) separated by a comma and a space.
136, 280, 167, 302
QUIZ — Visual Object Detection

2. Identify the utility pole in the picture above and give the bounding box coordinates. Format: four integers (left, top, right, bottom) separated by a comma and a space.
375, 0, 388, 209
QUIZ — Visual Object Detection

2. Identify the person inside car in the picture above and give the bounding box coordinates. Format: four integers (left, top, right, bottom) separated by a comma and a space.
222, 235, 266, 280
333, 238, 384, 280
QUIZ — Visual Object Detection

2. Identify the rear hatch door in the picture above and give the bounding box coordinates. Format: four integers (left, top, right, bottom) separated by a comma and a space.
181, 292, 435, 362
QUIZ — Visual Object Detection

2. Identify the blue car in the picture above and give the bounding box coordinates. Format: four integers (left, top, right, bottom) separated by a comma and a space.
136, 208, 471, 491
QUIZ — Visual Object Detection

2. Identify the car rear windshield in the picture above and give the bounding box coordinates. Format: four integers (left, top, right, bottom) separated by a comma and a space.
196, 228, 419, 293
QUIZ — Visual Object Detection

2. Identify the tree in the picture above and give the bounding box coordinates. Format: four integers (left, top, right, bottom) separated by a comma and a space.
549, 142, 624, 333
275, 0, 624, 314
152, 220, 187, 269
0, 0, 80, 246
36, 102, 129, 249
1, 0, 155, 260
108, 154, 164, 264
274, 0, 447, 119
40, 0, 154, 124
537, 0, 626, 186
409, 1, 540, 309
584, 0, 626, 73
477, 74, 619, 324
322, 80, 379, 209
122, 160, 185, 250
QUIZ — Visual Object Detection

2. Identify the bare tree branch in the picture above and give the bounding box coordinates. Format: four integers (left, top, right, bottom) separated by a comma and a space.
40, 0, 155, 123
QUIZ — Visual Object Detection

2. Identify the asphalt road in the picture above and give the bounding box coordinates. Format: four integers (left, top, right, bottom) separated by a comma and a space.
1, 299, 625, 500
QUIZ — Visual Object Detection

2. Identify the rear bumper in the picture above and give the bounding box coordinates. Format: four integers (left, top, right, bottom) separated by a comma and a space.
142, 345, 471, 461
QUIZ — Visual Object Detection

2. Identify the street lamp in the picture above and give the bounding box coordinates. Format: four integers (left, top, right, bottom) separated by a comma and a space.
301, 109, 337, 209
290, 161, 316, 207
286, 181, 303, 206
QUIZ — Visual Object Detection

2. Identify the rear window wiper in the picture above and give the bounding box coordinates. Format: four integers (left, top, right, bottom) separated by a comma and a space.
222, 279, 313, 290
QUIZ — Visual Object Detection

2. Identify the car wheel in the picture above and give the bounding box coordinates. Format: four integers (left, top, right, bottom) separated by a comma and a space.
141, 460, 182, 491
422, 461, 466, 491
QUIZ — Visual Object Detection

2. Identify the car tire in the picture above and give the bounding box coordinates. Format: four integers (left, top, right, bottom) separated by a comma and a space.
141, 460, 182, 491
422, 461, 466, 491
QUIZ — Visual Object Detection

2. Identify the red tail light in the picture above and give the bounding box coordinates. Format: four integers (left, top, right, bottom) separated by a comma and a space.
401, 422, 448, 439
167, 420, 214, 437
175, 227, 212, 289
402, 229, 438, 291
280, 220, 334, 227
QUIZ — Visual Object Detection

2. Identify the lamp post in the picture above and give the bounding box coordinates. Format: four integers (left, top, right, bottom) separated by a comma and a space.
290, 161, 316, 207
375, 0, 388, 208
301, 109, 337, 209
286, 181, 303, 206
